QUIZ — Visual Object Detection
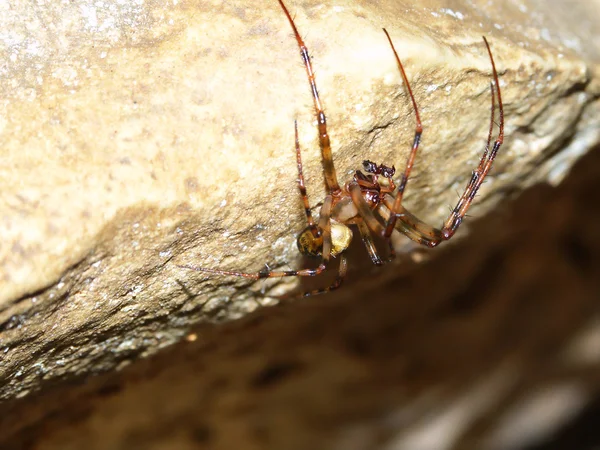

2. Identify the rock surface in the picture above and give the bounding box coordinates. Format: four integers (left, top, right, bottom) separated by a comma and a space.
1, 0, 599, 410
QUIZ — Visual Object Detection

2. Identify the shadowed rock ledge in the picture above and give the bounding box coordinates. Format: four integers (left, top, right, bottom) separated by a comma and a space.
1, 143, 600, 449
1, 0, 599, 408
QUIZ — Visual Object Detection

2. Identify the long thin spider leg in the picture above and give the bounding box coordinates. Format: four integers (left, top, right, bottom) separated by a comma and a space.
317, 195, 334, 259
277, 0, 342, 195
441, 37, 504, 239
271, 254, 348, 301
382, 194, 443, 246
382, 28, 423, 239
478, 81, 496, 168
348, 182, 387, 236
379, 37, 503, 247
177, 195, 335, 280
356, 218, 384, 265
294, 119, 318, 234
302, 254, 348, 297
348, 182, 403, 258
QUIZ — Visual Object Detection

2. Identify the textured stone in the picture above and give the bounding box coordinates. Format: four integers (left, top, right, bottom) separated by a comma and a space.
0, 0, 599, 404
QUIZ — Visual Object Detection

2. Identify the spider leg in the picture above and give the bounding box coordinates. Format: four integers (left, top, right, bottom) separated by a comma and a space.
294, 119, 318, 235
316, 195, 334, 259
271, 254, 348, 301
382, 37, 504, 247
301, 254, 348, 297
277, 0, 342, 195
348, 182, 387, 236
381, 28, 423, 239
382, 194, 444, 246
382, 94, 502, 247
442, 39, 504, 239
356, 218, 384, 265
348, 182, 403, 259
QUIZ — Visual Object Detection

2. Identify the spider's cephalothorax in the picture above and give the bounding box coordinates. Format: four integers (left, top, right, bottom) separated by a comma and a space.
178, 0, 504, 298
353, 160, 397, 209
297, 159, 396, 258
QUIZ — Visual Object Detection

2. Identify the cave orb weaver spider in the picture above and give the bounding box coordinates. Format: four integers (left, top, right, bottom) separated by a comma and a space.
178, 0, 504, 297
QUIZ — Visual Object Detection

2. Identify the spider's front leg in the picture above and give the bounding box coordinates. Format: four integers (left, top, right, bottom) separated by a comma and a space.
277, 0, 342, 196
381, 33, 504, 248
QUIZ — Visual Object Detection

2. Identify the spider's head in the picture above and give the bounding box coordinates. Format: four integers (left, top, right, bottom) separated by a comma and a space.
297, 221, 352, 258
362, 160, 395, 179
361, 160, 396, 196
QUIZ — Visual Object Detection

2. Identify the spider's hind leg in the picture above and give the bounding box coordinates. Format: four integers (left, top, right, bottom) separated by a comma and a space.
272, 254, 349, 301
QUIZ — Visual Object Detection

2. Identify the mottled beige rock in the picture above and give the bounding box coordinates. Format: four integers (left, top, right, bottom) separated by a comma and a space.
0, 0, 599, 402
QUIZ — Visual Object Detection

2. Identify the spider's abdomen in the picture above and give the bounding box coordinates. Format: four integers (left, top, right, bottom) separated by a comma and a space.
297, 221, 353, 258
297, 227, 323, 257
330, 222, 353, 256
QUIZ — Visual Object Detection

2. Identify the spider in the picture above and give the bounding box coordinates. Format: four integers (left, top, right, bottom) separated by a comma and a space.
178, 0, 504, 297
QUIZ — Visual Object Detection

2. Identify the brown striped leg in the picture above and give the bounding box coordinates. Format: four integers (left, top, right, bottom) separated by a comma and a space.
176, 195, 334, 280
381, 37, 504, 247
441, 37, 504, 239
356, 218, 384, 265
382, 28, 423, 239
277, 0, 341, 195
301, 254, 348, 297
294, 120, 318, 236
382, 195, 443, 246
272, 254, 348, 301
348, 182, 402, 260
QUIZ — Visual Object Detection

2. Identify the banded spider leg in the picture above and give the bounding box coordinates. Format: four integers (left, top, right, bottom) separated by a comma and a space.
381, 32, 504, 248
177, 0, 504, 299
